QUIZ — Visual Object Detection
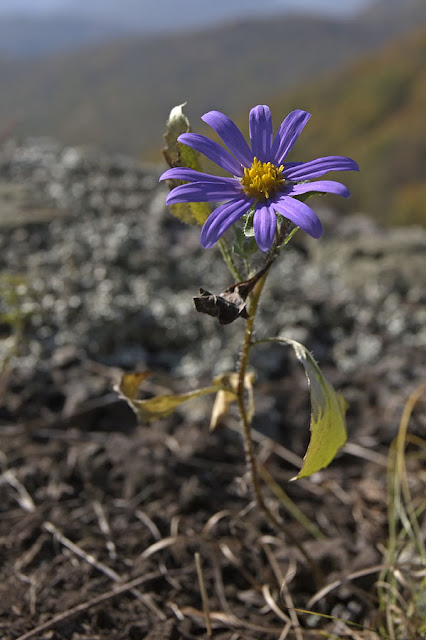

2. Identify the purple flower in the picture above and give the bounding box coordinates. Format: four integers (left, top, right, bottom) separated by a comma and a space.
160, 106, 359, 252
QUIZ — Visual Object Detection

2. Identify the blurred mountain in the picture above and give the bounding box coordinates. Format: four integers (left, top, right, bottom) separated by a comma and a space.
0, 0, 424, 158
0, 0, 424, 59
264, 27, 426, 225
52, 0, 311, 31
0, 0, 375, 56
0, 16, 130, 57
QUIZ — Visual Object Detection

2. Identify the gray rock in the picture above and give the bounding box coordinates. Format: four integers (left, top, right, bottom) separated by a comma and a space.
1, 138, 425, 439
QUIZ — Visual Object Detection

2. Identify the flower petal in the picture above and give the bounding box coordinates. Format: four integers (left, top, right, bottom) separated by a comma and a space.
165, 180, 242, 205
284, 156, 360, 181
249, 105, 273, 163
201, 198, 252, 248
271, 110, 311, 165
253, 203, 278, 252
202, 110, 253, 167
289, 180, 350, 198
177, 133, 244, 176
160, 167, 238, 183
273, 196, 323, 239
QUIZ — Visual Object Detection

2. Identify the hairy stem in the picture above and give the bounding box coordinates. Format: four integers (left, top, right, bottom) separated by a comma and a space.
218, 238, 242, 281
237, 272, 267, 517
236, 269, 322, 584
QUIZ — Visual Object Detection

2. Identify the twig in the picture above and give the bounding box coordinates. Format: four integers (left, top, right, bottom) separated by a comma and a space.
43, 521, 166, 620
3, 392, 123, 434
3, 469, 166, 620
257, 463, 324, 540
1, 469, 36, 511
93, 500, 117, 560
14, 570, 167, 640
262, 543, 302, 639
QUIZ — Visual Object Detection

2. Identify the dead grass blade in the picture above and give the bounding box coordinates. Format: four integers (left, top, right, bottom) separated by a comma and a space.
141, 534, 191, 559
43, 520, 166, 620
379, 383, 426, 640
195, 551, 212, 636
258, 462, 325, 540
14, 569, 169, 640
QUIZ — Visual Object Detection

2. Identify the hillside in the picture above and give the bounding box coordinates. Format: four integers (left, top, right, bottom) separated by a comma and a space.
263, 27, 426, 225
0, 0, 395, 55
0, 16, 130, 58
0, 0, 425, 156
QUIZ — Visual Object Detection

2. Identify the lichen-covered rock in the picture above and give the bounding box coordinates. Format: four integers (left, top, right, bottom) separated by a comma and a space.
1, 138, 424, 440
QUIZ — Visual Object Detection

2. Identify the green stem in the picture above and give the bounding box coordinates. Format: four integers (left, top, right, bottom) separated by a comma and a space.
218, 238, 242, 281
236, 273, 267, 516
236, 270, 323, 585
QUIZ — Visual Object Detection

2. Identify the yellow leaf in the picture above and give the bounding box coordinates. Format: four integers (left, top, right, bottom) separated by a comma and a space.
286, 339, 347, 479
116, 371, 220, 423
169, 202, 199, 225
163, 103, 211, 226
187, 201, 210, 225
210, 388, 237, 431
118, 371, 151, 400
169, 200, 210, 226
260, 338, 347, 479
210, 371, 255, 431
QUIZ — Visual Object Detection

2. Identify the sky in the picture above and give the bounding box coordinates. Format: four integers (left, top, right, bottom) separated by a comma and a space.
0, 0, 374, 17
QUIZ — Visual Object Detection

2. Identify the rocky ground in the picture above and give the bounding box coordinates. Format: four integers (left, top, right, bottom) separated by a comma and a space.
0, 138, 425, 639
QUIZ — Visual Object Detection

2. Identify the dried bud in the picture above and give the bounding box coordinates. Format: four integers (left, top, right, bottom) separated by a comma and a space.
193, 258, 273, 324
194, 288, 249, 325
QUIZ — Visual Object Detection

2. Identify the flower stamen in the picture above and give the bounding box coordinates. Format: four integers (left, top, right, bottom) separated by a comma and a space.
241, 157, 285, 200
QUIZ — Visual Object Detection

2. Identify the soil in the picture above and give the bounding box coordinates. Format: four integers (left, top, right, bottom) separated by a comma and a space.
1, 352, 425, 640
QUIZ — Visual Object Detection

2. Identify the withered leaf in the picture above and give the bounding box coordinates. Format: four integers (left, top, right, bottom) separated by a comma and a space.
115, 371, 220, 422
194, 288, 249, 325
194, 258, 273, 324
210, 371, 255, 430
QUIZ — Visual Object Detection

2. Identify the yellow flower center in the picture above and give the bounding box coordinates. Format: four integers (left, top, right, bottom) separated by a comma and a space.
240, 157, 285, 201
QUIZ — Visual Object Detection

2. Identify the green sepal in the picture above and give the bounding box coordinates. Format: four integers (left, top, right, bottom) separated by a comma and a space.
295, 191, 325, 204
243, 209, 255, 237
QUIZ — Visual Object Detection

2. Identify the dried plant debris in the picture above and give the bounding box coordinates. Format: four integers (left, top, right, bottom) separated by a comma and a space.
1, 376, 425, 639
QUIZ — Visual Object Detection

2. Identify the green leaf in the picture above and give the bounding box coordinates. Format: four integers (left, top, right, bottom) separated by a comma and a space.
295, 191, 325, 204
287, 338, 347, 478
162, 102, 210, 226
116, 371, 220, 422
232, 227, 257, 259
256, 337, 347, 479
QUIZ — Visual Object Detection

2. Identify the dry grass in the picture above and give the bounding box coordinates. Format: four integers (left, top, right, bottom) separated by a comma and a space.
1, 366, 425, 639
